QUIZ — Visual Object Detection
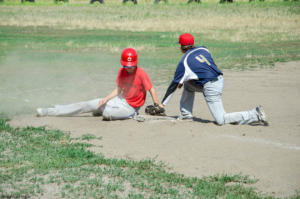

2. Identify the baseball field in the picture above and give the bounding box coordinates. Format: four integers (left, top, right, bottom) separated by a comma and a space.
1, 0, 300, 198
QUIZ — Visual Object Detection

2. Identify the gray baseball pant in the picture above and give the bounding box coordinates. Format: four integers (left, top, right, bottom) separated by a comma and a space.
180, 75, 259, 125
45, 96, 136, 120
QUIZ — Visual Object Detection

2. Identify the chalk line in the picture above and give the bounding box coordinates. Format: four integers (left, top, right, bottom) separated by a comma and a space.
220, 134, 300, 151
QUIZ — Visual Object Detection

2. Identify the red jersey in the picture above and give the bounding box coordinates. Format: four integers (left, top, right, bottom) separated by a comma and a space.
116, 66, 153, 108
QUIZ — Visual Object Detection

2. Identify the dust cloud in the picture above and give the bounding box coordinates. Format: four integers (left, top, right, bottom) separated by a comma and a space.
0, 49, 121, 116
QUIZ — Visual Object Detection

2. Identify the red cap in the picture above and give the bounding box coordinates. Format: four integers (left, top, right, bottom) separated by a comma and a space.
179, 33, 194, 46
121, 48, 138, 67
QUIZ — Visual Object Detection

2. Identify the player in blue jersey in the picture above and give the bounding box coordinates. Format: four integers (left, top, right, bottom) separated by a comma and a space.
161, 33, 268, 126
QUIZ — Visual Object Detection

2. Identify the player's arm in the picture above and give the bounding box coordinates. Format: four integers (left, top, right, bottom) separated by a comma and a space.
161, 62, 185, 106
145, 87, 166, 116
148, 87, 161, 106
98, 87, 122, 108
161, 81, 179, 106
141, 69, 163, 107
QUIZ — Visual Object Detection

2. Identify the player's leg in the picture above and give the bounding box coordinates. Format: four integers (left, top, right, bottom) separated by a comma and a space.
203, 77, 226, 124
102, 96, 136, 120
36, 98, 101, 116
223, 109, 259, 125
204, 76, 259, 125
205, 96, 258, 125
179, 82, 198, 119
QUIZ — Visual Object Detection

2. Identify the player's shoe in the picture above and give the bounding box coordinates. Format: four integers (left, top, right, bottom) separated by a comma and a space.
133, 115, 145, 122
177, 114, 193, 121
92, 111, 102, 117
255, 105, 269, 126
36, 108, 48, 117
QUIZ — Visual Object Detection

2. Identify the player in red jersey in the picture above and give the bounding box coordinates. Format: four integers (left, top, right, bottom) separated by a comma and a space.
36, 48, 162, 121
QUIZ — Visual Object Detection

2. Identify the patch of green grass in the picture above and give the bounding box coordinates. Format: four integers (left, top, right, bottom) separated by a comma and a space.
76, 133, 102, 141
0, 117, 280, 198
1, 26, 299, 70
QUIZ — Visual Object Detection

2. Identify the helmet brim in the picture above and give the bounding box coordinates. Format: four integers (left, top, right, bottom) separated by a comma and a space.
121, 60, 137, 67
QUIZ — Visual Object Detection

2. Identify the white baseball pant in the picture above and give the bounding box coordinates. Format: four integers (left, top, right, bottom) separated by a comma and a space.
180, 75, 259, 125
44, 96, 136, 120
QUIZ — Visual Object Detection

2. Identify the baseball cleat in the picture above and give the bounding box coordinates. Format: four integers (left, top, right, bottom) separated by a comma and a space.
256, 105, 269, 126
92, 111, 102, 117
177, 114, 193, 121
133, 115, 145, 122
36, 108, 48, 117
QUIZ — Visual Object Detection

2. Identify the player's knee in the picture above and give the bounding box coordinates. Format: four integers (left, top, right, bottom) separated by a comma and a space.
102, 111, 114, 121
215, 117, 225, 125
102, 110, 130, 121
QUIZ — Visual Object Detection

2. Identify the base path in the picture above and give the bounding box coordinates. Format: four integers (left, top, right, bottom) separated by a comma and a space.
10, 61, 300, 197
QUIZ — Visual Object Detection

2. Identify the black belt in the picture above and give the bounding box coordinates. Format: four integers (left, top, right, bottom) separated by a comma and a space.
209, 77, 219, 83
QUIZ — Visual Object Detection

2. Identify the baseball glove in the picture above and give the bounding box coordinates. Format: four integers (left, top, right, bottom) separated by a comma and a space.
145, 103, 166, 116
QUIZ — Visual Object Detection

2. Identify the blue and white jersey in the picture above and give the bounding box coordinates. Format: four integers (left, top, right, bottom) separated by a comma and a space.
173, 46, 222, 86
162, 46, 223, 106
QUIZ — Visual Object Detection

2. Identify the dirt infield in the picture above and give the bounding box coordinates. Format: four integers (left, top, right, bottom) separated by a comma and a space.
9, 61, 300, 197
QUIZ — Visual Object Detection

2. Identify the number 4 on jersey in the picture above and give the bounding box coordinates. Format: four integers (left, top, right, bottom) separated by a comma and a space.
195, 54, 211, 66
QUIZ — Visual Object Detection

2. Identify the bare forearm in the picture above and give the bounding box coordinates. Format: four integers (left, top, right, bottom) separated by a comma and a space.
149, 87, 159, 105
99, 87, 121, 107
104, 88, 120, 101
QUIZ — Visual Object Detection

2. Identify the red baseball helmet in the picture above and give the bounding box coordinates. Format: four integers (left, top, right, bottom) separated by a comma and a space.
179, 33, 194, 46
121, 48, 138, 67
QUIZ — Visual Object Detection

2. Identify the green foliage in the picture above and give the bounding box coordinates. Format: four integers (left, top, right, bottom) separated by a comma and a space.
290, 191, 300, 199
0, 117, 278, 198
0, 26, 299, 71
77, 133, 102, 140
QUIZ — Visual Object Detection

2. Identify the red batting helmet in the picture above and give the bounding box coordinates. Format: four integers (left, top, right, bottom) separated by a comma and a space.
121, 48, 138, 67
179, 33, 194, 46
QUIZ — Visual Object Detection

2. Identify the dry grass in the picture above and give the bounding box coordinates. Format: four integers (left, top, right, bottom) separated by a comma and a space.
0, 2, 299, 42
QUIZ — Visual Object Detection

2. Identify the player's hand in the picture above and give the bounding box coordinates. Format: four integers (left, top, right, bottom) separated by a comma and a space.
145, 103, 166, 116
158, 103, 165, 108
154, 102, 164, 108
98, 98, 108, 108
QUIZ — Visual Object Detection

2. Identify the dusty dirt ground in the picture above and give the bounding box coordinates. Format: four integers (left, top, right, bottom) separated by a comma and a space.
9, 61, 300, 197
